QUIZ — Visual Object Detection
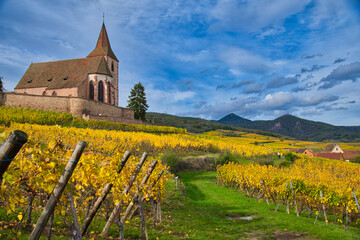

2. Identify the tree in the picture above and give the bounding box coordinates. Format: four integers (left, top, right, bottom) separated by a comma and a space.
0, 76, 4, 92
127, 82, 149, 121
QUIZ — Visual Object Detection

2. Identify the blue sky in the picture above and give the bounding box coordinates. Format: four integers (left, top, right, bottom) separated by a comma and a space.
1, 0, 360, 126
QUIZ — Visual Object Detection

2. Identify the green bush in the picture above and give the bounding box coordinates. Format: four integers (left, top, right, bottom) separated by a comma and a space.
218, 151, 238, 165
350, 156, 360, 164
161, 151, 181, 173
285, 152, 296, 162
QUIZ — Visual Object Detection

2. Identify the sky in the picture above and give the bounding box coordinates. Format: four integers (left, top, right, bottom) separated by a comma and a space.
0, 0, 360, 126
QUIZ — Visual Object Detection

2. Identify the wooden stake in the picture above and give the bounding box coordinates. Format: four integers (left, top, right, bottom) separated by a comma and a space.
0, 130, 28, 186
46, 212, 54, 240
314, 207, 321, 224
68, 191, 82, 240
290, 181, 299, 216
319, 190, 328, 224
101, 152, 148, 236
81, 151, 131, 236
29, 140, 87, 240
116, 215, 124, 240
137, 182, 148, 240
120, 160, 158, 224
345, 202, 349, 232
157, 189, 162, 224
128, 170, 164, 220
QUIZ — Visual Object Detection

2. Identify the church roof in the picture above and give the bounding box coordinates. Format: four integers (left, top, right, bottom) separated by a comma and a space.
87, 23, 118, 61
15, 56, 112, 90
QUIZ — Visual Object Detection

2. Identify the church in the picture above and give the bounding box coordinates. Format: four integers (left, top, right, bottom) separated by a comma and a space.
0, 23, 144, 125
14, 23, 119, 106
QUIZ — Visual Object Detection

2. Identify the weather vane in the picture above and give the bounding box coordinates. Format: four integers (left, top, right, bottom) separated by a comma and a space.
103, 12, 105, 23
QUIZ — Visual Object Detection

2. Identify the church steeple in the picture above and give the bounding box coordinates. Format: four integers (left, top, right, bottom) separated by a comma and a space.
88, 23, 118, 61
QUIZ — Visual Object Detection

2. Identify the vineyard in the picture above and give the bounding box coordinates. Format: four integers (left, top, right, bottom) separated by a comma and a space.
0, 106, 186, 134
217, 157, 360, 229
1, 108, 360, 238
0, 121, 278, 239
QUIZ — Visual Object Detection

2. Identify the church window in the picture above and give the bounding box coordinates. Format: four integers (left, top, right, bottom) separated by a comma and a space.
42, 91, 46, 96
107, 82, 111, 104
111, 61, 114, 72
89, 81, 94, 100
98, 81, 104, 102
52, 91, 57, 96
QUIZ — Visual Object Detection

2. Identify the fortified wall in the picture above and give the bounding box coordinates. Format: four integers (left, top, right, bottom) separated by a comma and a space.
0, 92, 149, 125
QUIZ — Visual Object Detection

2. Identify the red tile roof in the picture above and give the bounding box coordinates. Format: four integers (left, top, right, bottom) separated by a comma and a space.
314, 152, 344, 160
343, 151, 360, 160
87, 23, 118, 61
15, 56, 112, 90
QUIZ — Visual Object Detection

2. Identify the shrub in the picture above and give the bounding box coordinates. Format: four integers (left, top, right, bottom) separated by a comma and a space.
218, 151, 238, 165
350, 156, 360, 164
161, 151, 181, 173
285, 152, 296, 162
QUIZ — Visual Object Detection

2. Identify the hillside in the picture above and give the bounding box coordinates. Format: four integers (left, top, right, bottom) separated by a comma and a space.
146, 112, 286, 138
217, 113, 360, 142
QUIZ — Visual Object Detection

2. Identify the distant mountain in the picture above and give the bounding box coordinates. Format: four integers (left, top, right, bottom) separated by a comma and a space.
217, 113, 252, 125
217, 113, 360, 142
146, 112, 285, 138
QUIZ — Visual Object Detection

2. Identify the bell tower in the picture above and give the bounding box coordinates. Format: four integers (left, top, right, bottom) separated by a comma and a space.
88, 23, 119, 105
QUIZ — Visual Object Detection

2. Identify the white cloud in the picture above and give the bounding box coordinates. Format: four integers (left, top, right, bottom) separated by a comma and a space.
261, 92, 295, 108
210, 0, 311, 32
218, 47, 271, 75
0, 43, 55, 68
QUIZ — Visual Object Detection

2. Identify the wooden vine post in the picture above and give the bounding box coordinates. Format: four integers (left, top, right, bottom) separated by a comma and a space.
290, 181, 299, 217
0, 130, 28, 186
29, 140, 87, 240
319, 190, 328, 224
137, 181, 148, 240
128, 170, 164, 220
68, 191, 82, 240
101, 152, 148, 236
81, 151, 131, 236
121, 161, 158, 224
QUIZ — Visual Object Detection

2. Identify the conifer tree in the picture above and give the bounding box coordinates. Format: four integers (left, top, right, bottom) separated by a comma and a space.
0, 76, 4, 92
127, 82, 149, 121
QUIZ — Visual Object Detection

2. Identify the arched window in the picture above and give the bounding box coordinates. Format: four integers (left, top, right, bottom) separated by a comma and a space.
98, 81, 104, 102
89, 81, 94, 100
107, 82, 111, 104
111, 61, 114, 72
42, 91, 46, 96
52, 91, 57, 96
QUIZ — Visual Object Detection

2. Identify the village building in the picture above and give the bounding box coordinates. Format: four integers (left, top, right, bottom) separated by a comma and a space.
302, 149, 314, 157
323, 143, 344, 153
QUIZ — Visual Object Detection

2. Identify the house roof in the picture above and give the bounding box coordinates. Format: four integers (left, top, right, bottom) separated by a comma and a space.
343, 151, 360, 160
15, 56, 112, 90
87, 23, 118, 61
314, 152, 344, 160
323, 143, 340, 152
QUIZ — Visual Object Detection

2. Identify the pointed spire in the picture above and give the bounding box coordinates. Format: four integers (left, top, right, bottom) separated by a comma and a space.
87, 23, 118, 61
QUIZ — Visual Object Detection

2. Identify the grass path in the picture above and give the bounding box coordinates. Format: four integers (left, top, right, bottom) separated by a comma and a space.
159, 171, 360, 240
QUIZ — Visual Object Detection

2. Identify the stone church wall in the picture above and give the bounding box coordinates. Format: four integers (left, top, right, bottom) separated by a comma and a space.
0, 92, 142, 124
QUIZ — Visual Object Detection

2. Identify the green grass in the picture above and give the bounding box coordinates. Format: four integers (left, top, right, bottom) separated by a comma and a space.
1, 171, 360, 239
158, 171, 360, 239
